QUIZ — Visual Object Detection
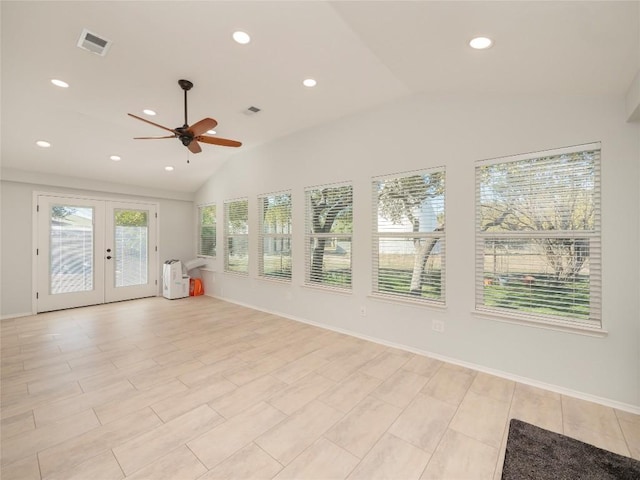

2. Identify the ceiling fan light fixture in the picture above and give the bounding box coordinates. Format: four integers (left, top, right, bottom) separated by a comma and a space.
207, 129, 217, 135
233, 31, 251, 44
303, 78, 317, 88
51, 79, 69, 88
165, 166, 174, 172
143, 109, 156, 116
36, 140, 51, 148
469, 36, 493, 49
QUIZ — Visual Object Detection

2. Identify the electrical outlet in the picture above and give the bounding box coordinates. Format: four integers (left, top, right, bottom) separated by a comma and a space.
360, 306, 366, 316
432, 319, 445, 333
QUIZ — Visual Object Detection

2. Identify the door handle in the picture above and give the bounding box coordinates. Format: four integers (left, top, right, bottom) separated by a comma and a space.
106, 256, 112, 260
106, 248, 112, 253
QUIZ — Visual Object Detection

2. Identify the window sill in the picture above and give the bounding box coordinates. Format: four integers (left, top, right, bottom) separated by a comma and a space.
257, 275, 292, 285
368, 293, 446, 310
473, 309, 608, 337
301, 283, 352, 296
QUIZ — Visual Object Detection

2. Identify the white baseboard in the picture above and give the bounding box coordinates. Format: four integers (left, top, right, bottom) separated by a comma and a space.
1, 311, 33, 321
206, 293, 640, 415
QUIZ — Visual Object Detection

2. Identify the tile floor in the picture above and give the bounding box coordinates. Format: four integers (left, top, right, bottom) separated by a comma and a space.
1, 296, 638, 479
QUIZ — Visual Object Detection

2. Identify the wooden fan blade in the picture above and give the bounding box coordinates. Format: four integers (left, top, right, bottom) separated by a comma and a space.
133, 135, 176, 139
196, 135, 242, 148
128, 113, 177, 134
188, 140, 202, 154
187, 118, 218, 137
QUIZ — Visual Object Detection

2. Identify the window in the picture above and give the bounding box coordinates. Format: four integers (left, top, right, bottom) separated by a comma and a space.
224, 198, 248, 274
305, 183, 353, 289
258, 192, 292, 280
197, 204, 216, 257
476, 143, 601, 328
372, 169, 445, 303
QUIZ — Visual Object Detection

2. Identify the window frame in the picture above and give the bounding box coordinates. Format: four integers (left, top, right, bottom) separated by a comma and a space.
474, 143, 602, 332
258, 191, 292, 282
372, 167, 446, 305
197, 203, 216, 258
304, 182, 353, 291
224, 198, 249, 275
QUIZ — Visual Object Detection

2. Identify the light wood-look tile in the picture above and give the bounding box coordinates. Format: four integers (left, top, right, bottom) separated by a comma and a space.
617, 416, 640, 460
273, 437, 359, 480
43, 450, 124, 480
112, 404, 223, 475
188, 401, 287, 469
37, 407, 162, 478
449, 390, 511, 449
255, 400, 343, 465
0, 455, 41, 480
370, 369, 429, 409
1, 409, 100, 467
358, 351, 410, 380
421, 429, 498, 480
208, 374, 287, 419
197, 443, 283, 480
324, 395, 401, 458
347, 433, 431, 480
509, 382, 563, 434
469, 372, 515, 403
150, 377, 236, 422
421, 363, 476, 406
318, 371, 382, 414
124, 445, 207, 480
388, 393, 457, 454
268, 372, 336, 415
1, 296, 638, 480
93, 379, 188, 424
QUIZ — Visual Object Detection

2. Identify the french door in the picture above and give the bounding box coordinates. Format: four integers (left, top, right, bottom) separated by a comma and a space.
36, 195, 158, 312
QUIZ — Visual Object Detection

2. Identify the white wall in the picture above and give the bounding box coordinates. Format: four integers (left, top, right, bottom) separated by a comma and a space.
195, 92, 640, 409
0, 178, 195, 317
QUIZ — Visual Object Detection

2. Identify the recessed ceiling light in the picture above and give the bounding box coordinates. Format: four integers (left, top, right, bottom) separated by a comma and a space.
110, 155, 121, 161
469, 36, 493, 50
233, 31, 251, 45
164, 166, 174, 172
303, 78, 317, 88
36, 140, 51, 148
143, 109, 156, 116
207, 129, 217, 135
51, 79, 69, 88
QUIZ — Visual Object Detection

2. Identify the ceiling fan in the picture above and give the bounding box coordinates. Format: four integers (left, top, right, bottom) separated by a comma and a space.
128, 79, 242, 154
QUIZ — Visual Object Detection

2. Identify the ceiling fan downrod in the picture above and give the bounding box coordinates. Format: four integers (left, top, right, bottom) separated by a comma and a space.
178, 79, 193, 129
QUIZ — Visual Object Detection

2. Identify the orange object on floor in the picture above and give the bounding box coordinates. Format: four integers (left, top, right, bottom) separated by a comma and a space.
189, 278, 204, 296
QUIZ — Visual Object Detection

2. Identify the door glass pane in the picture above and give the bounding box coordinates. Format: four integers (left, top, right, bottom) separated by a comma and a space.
114, 209, 148, 287
50, 205, 94, 294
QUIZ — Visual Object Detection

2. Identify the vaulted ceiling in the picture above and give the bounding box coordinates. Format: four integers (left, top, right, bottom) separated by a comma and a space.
2, 1, 638, 193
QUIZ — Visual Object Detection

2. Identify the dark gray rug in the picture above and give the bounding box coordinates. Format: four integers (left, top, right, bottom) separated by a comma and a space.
502, 418, 640, 480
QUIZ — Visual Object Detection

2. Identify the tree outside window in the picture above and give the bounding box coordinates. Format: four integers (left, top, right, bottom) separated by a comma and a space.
476, 144, 601, 326
373, 169, 445, 302
305, 184, 353, 288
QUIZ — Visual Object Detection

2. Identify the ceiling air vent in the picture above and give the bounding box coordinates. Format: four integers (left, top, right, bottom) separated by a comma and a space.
77, 28, 112, 56
244, 106, 261, 116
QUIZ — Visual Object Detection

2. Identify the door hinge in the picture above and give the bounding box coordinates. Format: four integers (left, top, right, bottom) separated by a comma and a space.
36, 292, 39, 299
155, 246, 158, 252
37, 205, 40, 212
155, 213, 158, 218
155, 280, 158, 285
36, 248, 39, 255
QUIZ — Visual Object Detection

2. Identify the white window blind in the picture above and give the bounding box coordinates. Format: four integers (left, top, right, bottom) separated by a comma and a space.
305, 183, 353, 289
475, 143, 601, 328
224, 198, 248, 274
372, 168, 446, 304
258, 192, 292, 281
197, 204, 216, 257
